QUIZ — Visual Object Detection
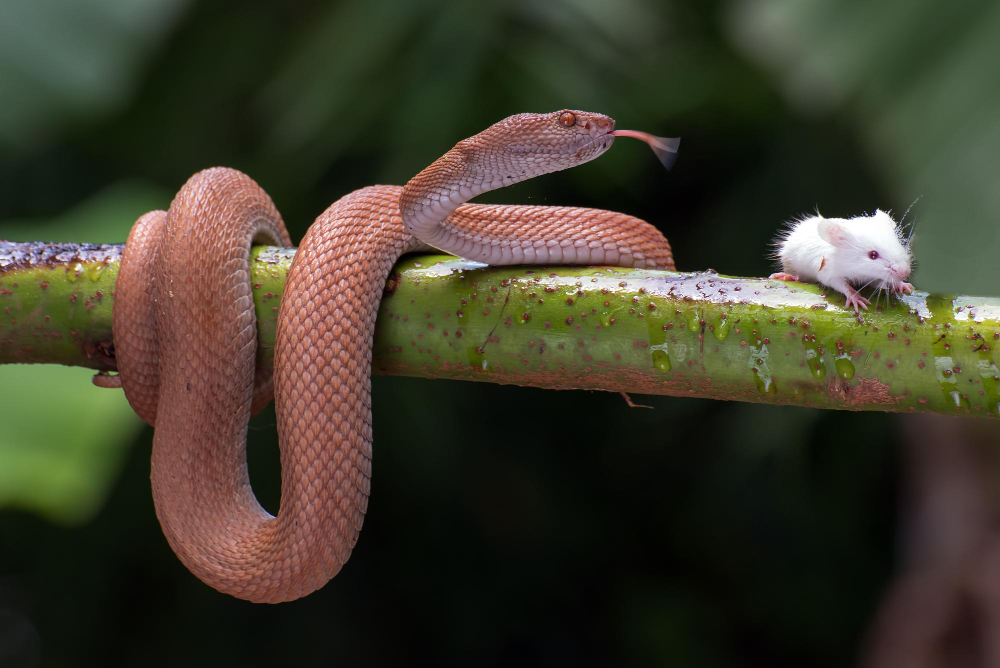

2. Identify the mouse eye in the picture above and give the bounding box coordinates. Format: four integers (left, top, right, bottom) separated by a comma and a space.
868, 250, 880, 260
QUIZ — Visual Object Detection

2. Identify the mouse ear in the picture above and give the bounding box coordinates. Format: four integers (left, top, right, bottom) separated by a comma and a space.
817, 219, 850, 247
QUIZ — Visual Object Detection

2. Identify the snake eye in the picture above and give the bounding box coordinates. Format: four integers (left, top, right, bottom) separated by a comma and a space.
868, 250, 879, 260
559, 112, 576, 127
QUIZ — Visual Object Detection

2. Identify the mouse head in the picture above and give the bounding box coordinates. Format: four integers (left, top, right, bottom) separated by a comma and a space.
817, 210, 912, 287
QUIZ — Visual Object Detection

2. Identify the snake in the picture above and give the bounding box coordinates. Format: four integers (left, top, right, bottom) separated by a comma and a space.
111, 110, 677, 603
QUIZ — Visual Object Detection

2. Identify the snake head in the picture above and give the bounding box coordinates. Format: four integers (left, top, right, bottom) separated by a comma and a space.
463, 110, 618, 185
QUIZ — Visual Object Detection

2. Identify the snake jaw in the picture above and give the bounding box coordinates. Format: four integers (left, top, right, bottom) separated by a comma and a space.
567, 132, 615, 164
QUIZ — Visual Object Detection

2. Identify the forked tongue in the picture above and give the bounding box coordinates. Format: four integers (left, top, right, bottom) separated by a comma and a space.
612, 130, 681, 170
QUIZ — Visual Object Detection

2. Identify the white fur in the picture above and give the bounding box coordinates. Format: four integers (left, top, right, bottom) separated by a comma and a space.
773, 209, 912, 309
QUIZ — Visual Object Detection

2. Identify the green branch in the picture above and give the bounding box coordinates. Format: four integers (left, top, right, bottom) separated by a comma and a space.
2, 240, 998, 417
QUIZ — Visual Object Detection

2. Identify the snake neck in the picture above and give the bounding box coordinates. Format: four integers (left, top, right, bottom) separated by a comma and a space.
398, 141, 490, 241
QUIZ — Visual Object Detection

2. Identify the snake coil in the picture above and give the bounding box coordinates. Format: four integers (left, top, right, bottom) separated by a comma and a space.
113, 111, 675, 602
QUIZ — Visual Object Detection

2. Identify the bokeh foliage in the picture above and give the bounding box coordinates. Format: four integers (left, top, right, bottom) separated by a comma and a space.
0, 0, 997, 666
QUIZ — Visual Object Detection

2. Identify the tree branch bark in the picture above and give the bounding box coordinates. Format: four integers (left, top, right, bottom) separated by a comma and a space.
2, 240, 999, 417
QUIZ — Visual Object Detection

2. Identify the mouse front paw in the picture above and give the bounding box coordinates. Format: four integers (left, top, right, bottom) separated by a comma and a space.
897, 282, 914, 295
769, 272, 800, 282
843, 286, 870, 313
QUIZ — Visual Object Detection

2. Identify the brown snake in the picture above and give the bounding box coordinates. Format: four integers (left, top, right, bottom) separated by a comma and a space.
112, 110, 676, 603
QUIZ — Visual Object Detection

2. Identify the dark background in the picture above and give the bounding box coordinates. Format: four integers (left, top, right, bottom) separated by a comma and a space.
1, 0, 998, 666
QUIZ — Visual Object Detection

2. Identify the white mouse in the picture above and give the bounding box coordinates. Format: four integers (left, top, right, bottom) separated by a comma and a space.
770, 209, 914, 312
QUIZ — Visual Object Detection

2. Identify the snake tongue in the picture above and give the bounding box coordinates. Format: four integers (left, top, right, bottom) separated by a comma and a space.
612, 130, 681, 170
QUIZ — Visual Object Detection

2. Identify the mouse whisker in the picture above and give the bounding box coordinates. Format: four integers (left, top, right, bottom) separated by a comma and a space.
899, 196, 922, 228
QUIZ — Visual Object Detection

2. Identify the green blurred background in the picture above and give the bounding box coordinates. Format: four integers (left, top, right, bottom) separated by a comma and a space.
1, 0, 998, 665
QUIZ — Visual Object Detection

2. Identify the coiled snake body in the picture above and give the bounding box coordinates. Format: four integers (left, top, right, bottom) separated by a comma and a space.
113, 111, 675, 602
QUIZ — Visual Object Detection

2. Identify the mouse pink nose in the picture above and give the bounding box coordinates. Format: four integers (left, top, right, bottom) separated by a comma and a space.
894, 266, 910, 280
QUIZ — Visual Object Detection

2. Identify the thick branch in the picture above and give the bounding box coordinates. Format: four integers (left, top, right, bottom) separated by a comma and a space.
2, 240, 999, 417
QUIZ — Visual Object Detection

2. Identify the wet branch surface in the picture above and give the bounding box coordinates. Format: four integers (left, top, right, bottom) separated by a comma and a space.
2, 240, 1000, 417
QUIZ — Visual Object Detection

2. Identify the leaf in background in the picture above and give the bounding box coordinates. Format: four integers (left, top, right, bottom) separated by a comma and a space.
0, 366, 142, 525
0, 0, 189, 151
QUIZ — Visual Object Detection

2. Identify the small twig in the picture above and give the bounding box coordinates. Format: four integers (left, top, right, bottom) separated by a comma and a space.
619, 392, 653, 409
